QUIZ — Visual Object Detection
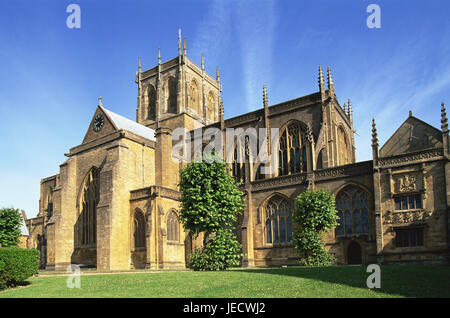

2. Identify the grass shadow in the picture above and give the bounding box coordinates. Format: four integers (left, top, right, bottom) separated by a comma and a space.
234, 265, 450, 298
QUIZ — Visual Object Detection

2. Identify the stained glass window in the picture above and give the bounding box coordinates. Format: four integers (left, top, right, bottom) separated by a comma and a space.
278, 123, 308, 176
394, 194, 422, 210
335, 186, 369, 236
264, 196, 293, 244
167, 211, 179, 242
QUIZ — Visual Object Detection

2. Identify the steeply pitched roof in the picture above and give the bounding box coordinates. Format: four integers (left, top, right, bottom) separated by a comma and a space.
101, 106, 156, 141
380, 115, 442, 157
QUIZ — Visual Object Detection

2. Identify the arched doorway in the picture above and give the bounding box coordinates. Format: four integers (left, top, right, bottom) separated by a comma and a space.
131, 210, 146, 269
347, 241, 362, 264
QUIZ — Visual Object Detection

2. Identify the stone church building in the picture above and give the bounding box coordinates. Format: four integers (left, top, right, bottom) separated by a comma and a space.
25, 36, 450, 270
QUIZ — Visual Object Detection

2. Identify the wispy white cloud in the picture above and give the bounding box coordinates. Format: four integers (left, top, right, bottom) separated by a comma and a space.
350, 35, 450, 161
190, 0, 232, 69
236, 0, 277, 110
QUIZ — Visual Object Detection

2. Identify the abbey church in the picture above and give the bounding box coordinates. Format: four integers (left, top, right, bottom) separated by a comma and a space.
24, 35, 450, 270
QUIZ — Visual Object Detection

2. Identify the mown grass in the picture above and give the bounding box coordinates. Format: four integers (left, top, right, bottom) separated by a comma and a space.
0, 265, 449, 298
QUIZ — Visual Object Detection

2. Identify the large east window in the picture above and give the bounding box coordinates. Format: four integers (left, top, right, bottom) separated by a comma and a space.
278, 123, 307, 176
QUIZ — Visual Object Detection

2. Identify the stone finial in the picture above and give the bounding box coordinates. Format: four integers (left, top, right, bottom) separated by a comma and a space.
138, 56, 141, 72
441, 101, 448, 133
183, 38, 187, 56
158, 47, 161, 64
220, 98, 224, 115
98, 96, 103, 107
219, 98, 225, 129
178, 28, 182, 55
371, 117, 378, 148
343, 102, 348, 115
201, 53, 204, 71
327, 66, 334, 93
318, 65, 324, 91
263, 85, 268, 109
348, 98, 353, 123
216, 66, 220, 82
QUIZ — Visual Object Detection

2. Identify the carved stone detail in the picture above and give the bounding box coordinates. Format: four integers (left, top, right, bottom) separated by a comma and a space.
398, 175, 417, 192
251, 173, 307, 192
383, 209, 441, 224
314, 161, 372, 180
378, 149, 443, 167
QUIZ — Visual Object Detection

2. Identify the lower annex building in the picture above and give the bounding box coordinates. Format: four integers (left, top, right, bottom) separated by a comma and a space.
24, 37, 450, 270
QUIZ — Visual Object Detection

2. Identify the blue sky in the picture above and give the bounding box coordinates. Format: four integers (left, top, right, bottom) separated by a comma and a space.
1, 0, 450, 224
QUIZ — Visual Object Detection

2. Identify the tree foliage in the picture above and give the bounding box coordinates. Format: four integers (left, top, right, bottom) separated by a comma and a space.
292, 190, 339, 266
178, 154, 244, 270
0, 208, 23, 248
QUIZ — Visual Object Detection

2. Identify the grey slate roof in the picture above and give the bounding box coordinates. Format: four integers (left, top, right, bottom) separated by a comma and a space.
102, 106, 156, 141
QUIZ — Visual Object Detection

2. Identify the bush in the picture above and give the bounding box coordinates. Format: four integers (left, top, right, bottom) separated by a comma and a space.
188, 249, 213, 271
293, 190, 339, 266
0, 247, 40, 289
188, 229, 243, 271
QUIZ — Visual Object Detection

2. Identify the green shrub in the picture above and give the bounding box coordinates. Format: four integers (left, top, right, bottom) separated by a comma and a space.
188, 229, 243, 271
293, 190, 339, 266
0, 247, 40, 289
188, 249, 212, 271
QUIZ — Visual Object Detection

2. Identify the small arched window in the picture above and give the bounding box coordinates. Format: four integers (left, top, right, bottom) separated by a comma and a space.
45, 191, 53, 219
166, 77, 177, 114
167, 211, 179, 242
148, 85, 156, 120
264, 196, 293, 244
134, 211, 146, 249
189, 80, 199, 114
335, 186, 369, 237
337, 126, 350, 165
316, 148, 326, 170
207, 92, 215, 120
278, 122, 307, 176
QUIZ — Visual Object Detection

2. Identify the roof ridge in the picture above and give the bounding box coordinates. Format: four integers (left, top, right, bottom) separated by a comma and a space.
101, 106, 156, 141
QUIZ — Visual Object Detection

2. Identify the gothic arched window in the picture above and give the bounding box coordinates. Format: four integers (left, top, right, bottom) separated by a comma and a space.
134, 211, 146, 249
189, 80, 199, 114
80, 168, 99, 246
207, 92, 215, 121
278, 123, 307, 176
167, 210, 179, 242
45, 191, 53, 219
166, 77, 177, 114
147, 85, 156, 120
317, 148, 326, 170
232, 144, 246, 183
264, 196, 293, 244
335, 186, 369, 237
337, 126, 350, 165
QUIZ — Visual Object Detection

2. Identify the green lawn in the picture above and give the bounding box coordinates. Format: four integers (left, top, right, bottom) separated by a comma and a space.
1, 265, 449, 298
